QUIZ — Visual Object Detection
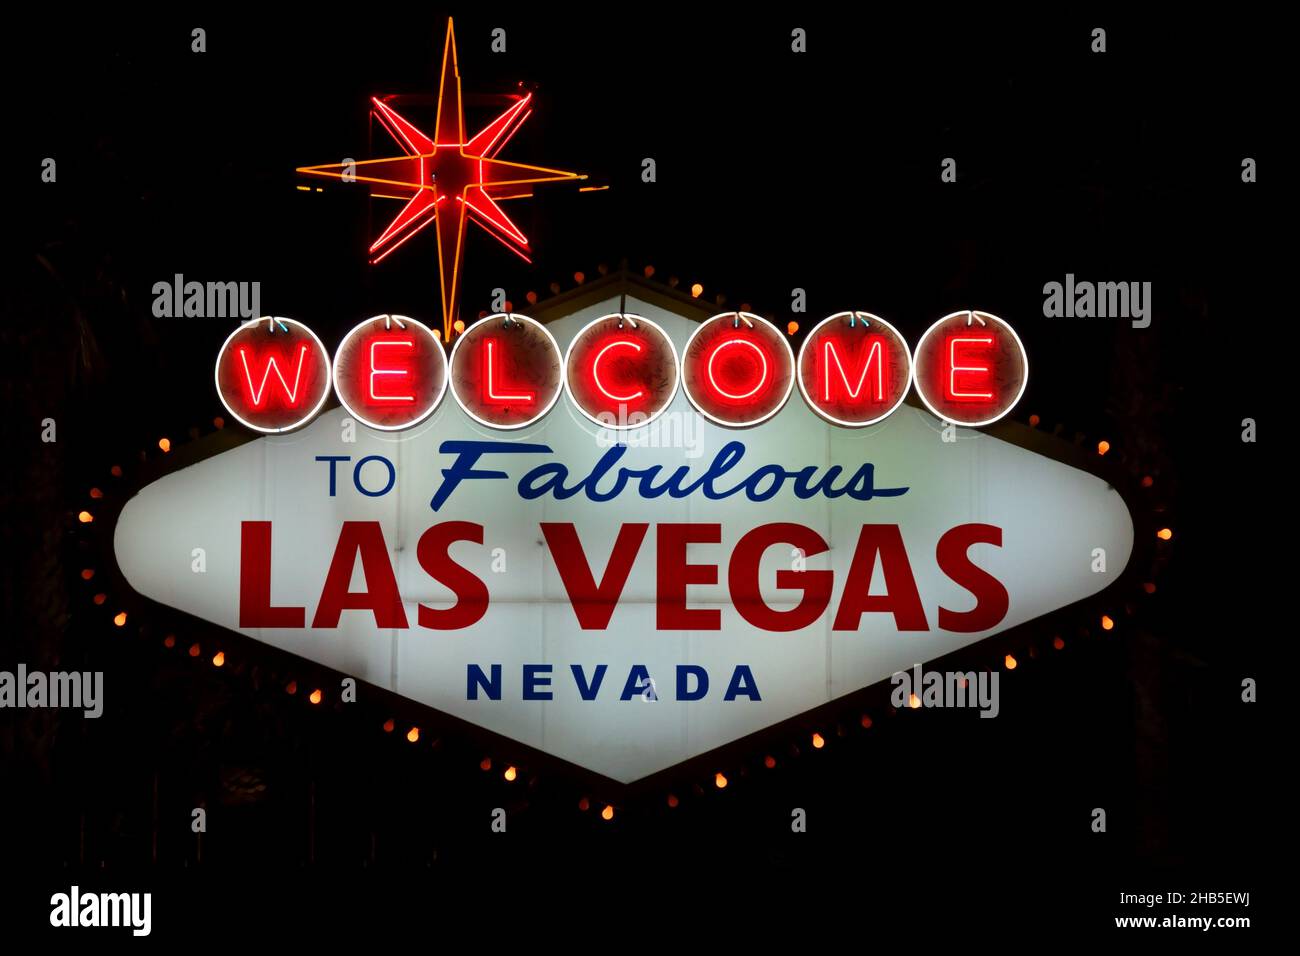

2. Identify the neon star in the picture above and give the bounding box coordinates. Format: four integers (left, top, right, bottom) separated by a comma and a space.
298, 18, 585, 341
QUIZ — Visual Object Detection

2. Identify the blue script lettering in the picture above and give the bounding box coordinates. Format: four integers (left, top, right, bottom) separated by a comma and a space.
430, 440, 907, 512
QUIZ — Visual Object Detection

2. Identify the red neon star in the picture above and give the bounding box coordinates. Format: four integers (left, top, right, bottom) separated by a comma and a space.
298, 18, 585, 341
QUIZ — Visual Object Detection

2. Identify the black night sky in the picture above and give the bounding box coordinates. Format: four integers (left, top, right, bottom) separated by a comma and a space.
1, 7, 1279, 939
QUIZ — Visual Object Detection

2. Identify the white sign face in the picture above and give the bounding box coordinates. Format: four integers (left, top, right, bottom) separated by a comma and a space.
114, 295, 1134, 783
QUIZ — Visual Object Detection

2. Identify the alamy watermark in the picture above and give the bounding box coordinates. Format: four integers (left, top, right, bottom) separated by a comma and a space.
0, 665, 103, 717
890, 663, 999, 718
1043, 274, 1151, 328
593, 408, 704, 458
152, 273, 261, 319
50, 886, 150, 936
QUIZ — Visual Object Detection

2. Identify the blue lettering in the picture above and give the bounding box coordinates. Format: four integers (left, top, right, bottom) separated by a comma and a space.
621, 664, 652, 700
570, 664, 608, 700
354, 454, 396, 497
724, 665, 761, 701
315, 455, 349, 496
429, 439, 907, 511
677, 665, 709, 701
432, 440, 550, 511
468, 664, 501, 700
523, 664, 553, 700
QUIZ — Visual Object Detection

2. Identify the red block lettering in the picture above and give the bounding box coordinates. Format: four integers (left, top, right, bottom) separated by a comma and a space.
832, 524, 929, 631
239, 521, 306, 628
542, 522, 648, 630
416, 521, 490, 629
936, 523, 1009, 632
312, 521, 408, 628
729, 523, 833, 631
657, 523, 722, 630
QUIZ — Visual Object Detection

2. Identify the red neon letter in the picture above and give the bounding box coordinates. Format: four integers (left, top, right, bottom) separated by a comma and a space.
543, 522, 649, 629
945, 335, 994, 401
312, 522, 408, 628
729, 523, 833, 632
369, 338, 416, 403
239, 521, 306, 628
483, 338, 536, 405
656, 524, 722, 629
416, 521, 490, 629
706, 338, 769, 401
239, 344, 311, 407
936, 523, 1009, 632
832, 525, 929, 631
822, 337, 886, 402
591, 339, 645, 402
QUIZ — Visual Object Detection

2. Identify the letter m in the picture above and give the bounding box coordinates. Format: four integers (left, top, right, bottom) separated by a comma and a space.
823, 336, 886, 402
208, 281, 239, 318
1097, 281, 1128, 318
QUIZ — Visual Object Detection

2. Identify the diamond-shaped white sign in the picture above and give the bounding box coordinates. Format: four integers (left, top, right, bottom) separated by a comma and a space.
114, 295, 1133, 782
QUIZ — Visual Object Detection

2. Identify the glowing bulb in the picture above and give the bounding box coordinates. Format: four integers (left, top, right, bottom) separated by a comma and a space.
212, 651, 225, 667
811, 732, 825, 749
601, 805, 614, 821
309, 689, 323, 704
78, 511, 93, 524
159, 437, 172, 452
787, 321, 799, 335
453, 319, 466, 334
407, 727, 419, 743
1101, 615, 1115, 631
690, 283, 703, 298
113, 612, 127, 627
1097, 440, 1110, 455
504, 765, 517, 782
909, 693, 921, 709
1157, 528, 1173, 540
1004, 654, 1018, 670
714, 772, 728, 789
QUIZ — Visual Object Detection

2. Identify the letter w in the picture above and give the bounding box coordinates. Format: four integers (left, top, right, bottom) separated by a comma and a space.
239, 344, 310, 406
542, 523, 648, 629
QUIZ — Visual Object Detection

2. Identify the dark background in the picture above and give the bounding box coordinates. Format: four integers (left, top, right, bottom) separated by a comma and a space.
1, 6, 1280, 938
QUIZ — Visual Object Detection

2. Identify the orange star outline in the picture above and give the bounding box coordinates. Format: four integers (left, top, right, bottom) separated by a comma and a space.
298, 18, 586, 341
